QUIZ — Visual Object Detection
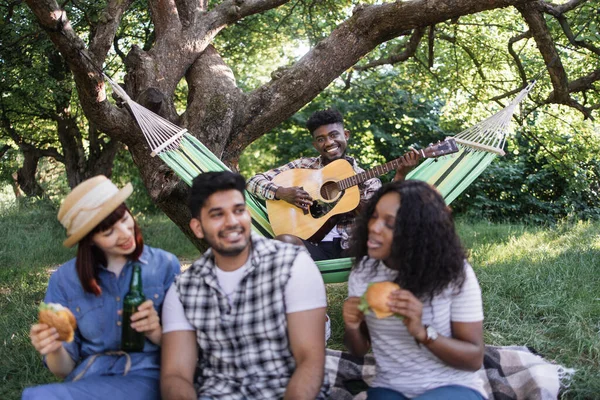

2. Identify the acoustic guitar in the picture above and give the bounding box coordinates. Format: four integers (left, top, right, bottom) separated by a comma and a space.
266, 138, 459, 241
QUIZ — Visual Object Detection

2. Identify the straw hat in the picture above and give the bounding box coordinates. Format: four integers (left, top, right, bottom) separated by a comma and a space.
57, 175, 133, 248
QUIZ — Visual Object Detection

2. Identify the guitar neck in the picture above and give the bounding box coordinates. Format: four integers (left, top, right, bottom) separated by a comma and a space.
338, 159, 401, 190
337, 138, 458, 190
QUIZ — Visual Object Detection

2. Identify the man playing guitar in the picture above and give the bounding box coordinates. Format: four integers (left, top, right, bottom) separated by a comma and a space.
246, 108, 420, 261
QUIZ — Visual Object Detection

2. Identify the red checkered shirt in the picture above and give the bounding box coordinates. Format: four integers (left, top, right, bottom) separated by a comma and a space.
246, 155, 381, 249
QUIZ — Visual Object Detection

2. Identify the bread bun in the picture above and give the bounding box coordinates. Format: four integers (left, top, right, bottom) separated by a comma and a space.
38, 302, 77, 342
360, 281, 401, 319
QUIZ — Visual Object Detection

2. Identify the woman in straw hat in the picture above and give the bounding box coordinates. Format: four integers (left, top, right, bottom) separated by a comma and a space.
23, 175, 180, 400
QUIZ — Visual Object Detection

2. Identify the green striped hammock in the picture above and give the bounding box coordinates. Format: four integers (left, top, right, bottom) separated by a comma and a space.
105, 74, 534, 283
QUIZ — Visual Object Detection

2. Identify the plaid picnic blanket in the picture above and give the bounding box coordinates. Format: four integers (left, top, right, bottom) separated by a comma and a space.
325, 346, 575, 400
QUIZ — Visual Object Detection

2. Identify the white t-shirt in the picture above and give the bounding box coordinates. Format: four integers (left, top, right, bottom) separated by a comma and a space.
215, 261, 249, 308
163, 251, 327, 333
348, 260, 487, 398
321, 225, 342, 242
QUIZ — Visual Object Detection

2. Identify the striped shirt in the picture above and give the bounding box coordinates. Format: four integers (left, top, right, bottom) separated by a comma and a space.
246, 155, 381, 248
348, 259, 487, 398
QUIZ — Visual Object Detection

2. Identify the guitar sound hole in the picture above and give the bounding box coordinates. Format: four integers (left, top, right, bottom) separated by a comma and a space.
309, 196, 343, 219
321, 181, 341, 201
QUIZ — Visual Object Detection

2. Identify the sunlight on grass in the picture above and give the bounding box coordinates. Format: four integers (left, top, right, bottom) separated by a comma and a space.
467, 221, 597, 267
591, 233, 600, 250
466, 221, 600, 398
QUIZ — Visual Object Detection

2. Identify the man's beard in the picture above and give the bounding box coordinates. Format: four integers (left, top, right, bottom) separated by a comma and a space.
212, 242, 248, 257
323, 149, 346, 164
205, 229, 250, 257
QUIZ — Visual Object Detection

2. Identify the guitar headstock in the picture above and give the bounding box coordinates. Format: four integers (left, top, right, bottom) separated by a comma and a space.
421, 138, 459, 158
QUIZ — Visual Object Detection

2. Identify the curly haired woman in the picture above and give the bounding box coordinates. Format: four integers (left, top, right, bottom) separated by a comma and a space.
343, 180, 486, 399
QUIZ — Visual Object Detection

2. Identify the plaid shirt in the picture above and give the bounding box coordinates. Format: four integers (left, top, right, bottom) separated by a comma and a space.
175, 234, 329, 399
246, 155, 381, 248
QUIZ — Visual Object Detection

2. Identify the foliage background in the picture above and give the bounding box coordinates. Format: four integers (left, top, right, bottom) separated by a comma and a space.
1, 3, 599, 219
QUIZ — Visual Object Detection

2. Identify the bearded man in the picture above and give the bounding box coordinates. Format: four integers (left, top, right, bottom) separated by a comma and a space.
160, 171, 329, 400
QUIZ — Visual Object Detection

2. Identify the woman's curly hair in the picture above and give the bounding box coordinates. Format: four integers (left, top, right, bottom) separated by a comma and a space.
350, 180, 466, 302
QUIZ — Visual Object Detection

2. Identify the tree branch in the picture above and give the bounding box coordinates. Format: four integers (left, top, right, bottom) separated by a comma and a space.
70, 0, 96, 28
515, 1, 596, 118
174, 0, 290, 48
88, 0, 135, 63
488, 86, 527, 102
428, 24, 435, 69
4, 0, 22, 23
550, 0, 587, 14
174, 0, 209, 27
0, 105, 65, 162
568, 70, 600, 93
542, 1, 600, 57
508, 31, 531, 87
209, 0, 290, 26
226, 0, 533, 162
0, 144, 11, 158
150, 0, 182, 41
25, 0, 144, 141
355, 28, 424, 71
181, 45, 243, 158
517, 2, 570, 101
438, 33, 486, 80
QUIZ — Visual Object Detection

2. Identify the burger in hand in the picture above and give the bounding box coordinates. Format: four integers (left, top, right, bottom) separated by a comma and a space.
38, 302, 77, 342
358, 281, 401, 319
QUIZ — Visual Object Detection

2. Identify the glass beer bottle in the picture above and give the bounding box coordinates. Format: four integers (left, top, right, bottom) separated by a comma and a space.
121, 263, 146, 352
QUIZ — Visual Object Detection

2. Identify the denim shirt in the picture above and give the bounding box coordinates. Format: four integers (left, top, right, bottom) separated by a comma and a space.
43, 245, 180, 380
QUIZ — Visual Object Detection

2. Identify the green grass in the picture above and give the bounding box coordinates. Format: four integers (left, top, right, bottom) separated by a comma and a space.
467, 221, 600, 399
1, 205, 599, 399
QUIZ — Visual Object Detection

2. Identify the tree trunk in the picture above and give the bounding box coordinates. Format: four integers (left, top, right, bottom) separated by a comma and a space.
50, 49, 121, 188
88, 124, 120, 178
16, 149, 44, 197
11, 173, 25, 198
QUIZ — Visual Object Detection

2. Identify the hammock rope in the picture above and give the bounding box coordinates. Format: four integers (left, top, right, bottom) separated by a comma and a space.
102, 73, 275, 237
102, 74, 534, 283
407, 81, 536, 205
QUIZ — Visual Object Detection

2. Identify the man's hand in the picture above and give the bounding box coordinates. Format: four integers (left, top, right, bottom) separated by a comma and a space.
393, 148, 421, 182
275, 186, 313, 210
